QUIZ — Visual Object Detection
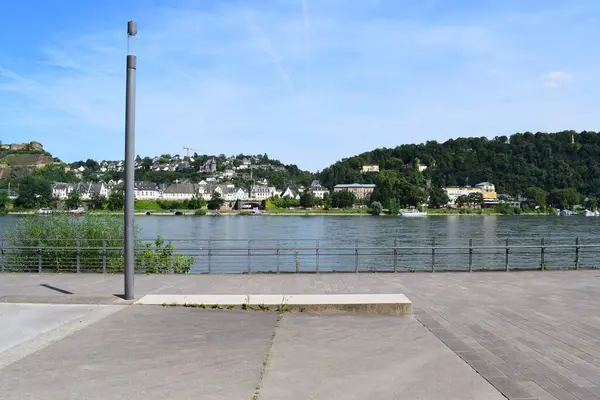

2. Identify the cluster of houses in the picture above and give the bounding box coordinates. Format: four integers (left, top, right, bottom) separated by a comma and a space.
50, 180, 332, 204
443, 182, 498, 206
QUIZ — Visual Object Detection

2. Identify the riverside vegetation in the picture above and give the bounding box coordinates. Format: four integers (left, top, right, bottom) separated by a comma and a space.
2, 215, 193, 273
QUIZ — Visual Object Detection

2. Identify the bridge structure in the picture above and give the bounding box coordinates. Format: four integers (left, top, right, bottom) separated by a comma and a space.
233, 199, 264, 210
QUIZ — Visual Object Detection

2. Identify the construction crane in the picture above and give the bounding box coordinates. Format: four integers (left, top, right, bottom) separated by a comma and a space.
183, 146, 199, 158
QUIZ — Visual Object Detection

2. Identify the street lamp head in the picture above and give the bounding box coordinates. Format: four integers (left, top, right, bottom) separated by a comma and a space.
127, 21, 137, 37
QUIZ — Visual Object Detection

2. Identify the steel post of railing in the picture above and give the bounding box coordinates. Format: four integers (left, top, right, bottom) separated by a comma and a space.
316, 239, 320, 273
575, 237, 580, 270
0, 238, 4, 273
431, 238, 436, 273
76, 240, 81, 273
468, 238, 473, 272
247, 240, 252, 274
102, 240, 107, 273
505, 238, 509, 272
37, 240, 42, 274
355, 239, 359, 273
276, 240, 280, 273
207, 239, 212, 274
168, 240, 173, 274
541, 237, 546, 270
393, 238, 398, 273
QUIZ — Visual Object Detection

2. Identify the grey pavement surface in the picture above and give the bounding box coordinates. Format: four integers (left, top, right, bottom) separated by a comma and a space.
260, 313, 504, 400
0, 306, 277, 400
2, 270, 600, 399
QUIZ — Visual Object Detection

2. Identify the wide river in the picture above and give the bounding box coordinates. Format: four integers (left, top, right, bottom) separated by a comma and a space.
1, 215, 599, 273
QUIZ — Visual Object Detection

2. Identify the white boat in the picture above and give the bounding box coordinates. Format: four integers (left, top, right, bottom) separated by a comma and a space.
584, 210, 600, 217
35, 208, 53, 215
69, 207, 85, 215
400, 209, 427, 217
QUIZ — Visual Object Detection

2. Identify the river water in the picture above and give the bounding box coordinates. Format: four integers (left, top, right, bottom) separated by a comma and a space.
1, 215, 599, 273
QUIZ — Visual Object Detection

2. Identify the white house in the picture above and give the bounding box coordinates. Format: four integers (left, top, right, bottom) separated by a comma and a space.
309, 181, 329, 199
250, 185, 276, 200
134, 181, 160, 200
281, 187, 300, 200
161, 183, 197, 201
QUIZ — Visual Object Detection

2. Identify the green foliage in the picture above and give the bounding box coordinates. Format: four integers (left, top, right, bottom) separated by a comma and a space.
107, 187, 124, 211
135, 200, 162, 211
207, 192, 225, 210
387, 198, 400, 215
66, 189, 81, 210
494, 203, 522, 215
267, 196, 300, 208
467, 192, 484, 207
370, 169, 427, 209
89, 192, 107, 210
428, 187, 449, 208
548, 188, 580, 210
318, 130, 600, 199
0, 190, 8, 208
330, 190, 356, 208
135, 235, 193, 274
299, 192, 314, 208
14, 176, 52, 209
194, 208, 207, 216
3, 215, 192, 273
525, 186, 547, 209
370, 201, 383, 216
32, 164, 78, 183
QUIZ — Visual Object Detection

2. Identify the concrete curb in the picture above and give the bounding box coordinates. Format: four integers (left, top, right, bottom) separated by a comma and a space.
135, 294, 412, 316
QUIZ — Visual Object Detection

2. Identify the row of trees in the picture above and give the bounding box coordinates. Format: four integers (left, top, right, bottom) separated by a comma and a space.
318, 131, 600, 199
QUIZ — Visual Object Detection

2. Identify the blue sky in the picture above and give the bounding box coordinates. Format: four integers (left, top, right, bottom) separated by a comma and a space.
1, 0, 599, 171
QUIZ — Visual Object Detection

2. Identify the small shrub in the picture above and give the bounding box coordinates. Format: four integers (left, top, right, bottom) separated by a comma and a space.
194, 208, 207, 216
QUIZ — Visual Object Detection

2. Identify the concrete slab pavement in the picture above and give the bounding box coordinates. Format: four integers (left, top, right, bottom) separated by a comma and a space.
259, 313, 505, 400
0, 306, 278, 400
0, 303, 124, 369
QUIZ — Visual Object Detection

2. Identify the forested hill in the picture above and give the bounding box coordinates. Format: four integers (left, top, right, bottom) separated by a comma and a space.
318, 131, 600, 196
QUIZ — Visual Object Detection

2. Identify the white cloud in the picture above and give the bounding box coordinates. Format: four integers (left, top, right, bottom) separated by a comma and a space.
541, 70, 573, 88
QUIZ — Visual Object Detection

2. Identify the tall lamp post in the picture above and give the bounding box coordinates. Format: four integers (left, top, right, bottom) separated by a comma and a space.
124, 21, 137, 300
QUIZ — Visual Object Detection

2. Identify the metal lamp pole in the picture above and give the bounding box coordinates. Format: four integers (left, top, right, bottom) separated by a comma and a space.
124, 21, 137, 300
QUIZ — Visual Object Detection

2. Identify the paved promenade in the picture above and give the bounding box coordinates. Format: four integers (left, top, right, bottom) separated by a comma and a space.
1, 271, 600, 399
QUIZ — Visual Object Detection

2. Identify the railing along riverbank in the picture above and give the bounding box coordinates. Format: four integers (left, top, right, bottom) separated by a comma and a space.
1, 237, 599, 274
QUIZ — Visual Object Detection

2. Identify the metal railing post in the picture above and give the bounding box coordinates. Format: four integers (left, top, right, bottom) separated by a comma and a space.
393, 238, 398, 273
276, 240, 280, 273
468, 238, 473, 272
168, 240, 173, 274
575, 237, 580, 270
102, 240, 107, 273
355, 239, 359, 273
247, 240, 252, 274
0, 238, 4, 273
505, 238, 509, 272
316, 239, 320, 273
431, 238, 436, 272
76, 240, 81, 273
207, 239, 212, 274
37, 240, 42, 273
540, 237, 545, 270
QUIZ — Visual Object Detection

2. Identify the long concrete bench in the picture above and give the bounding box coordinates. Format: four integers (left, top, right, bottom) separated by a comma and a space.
135, 294, 412, 316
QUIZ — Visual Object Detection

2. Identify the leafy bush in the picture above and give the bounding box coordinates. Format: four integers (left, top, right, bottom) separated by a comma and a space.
194, 208, 207, 216
370, 201, 383, 216
3, 215, 193, 273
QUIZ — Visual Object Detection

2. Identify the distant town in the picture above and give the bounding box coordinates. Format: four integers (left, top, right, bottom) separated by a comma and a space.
1, 134, 596, 215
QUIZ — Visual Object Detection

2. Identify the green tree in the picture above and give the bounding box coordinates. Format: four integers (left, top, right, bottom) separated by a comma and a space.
89, 192, 107, 210
467, 192, 484, 208
66, 189, 81, 210
428, 188, 449, 208
525, 187, 547, 209
549, 188, 580, 210
207, 192, 224, 210
584, 196, 598, 211
330, 190, 356, 208
14, 177, 52, 209
388, 198, 400, 215
0, 190, 8, 208
456, 195, 468, 208
299, 192, 313, 208
370, 201, 383, 216
107, 187, 124, 211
